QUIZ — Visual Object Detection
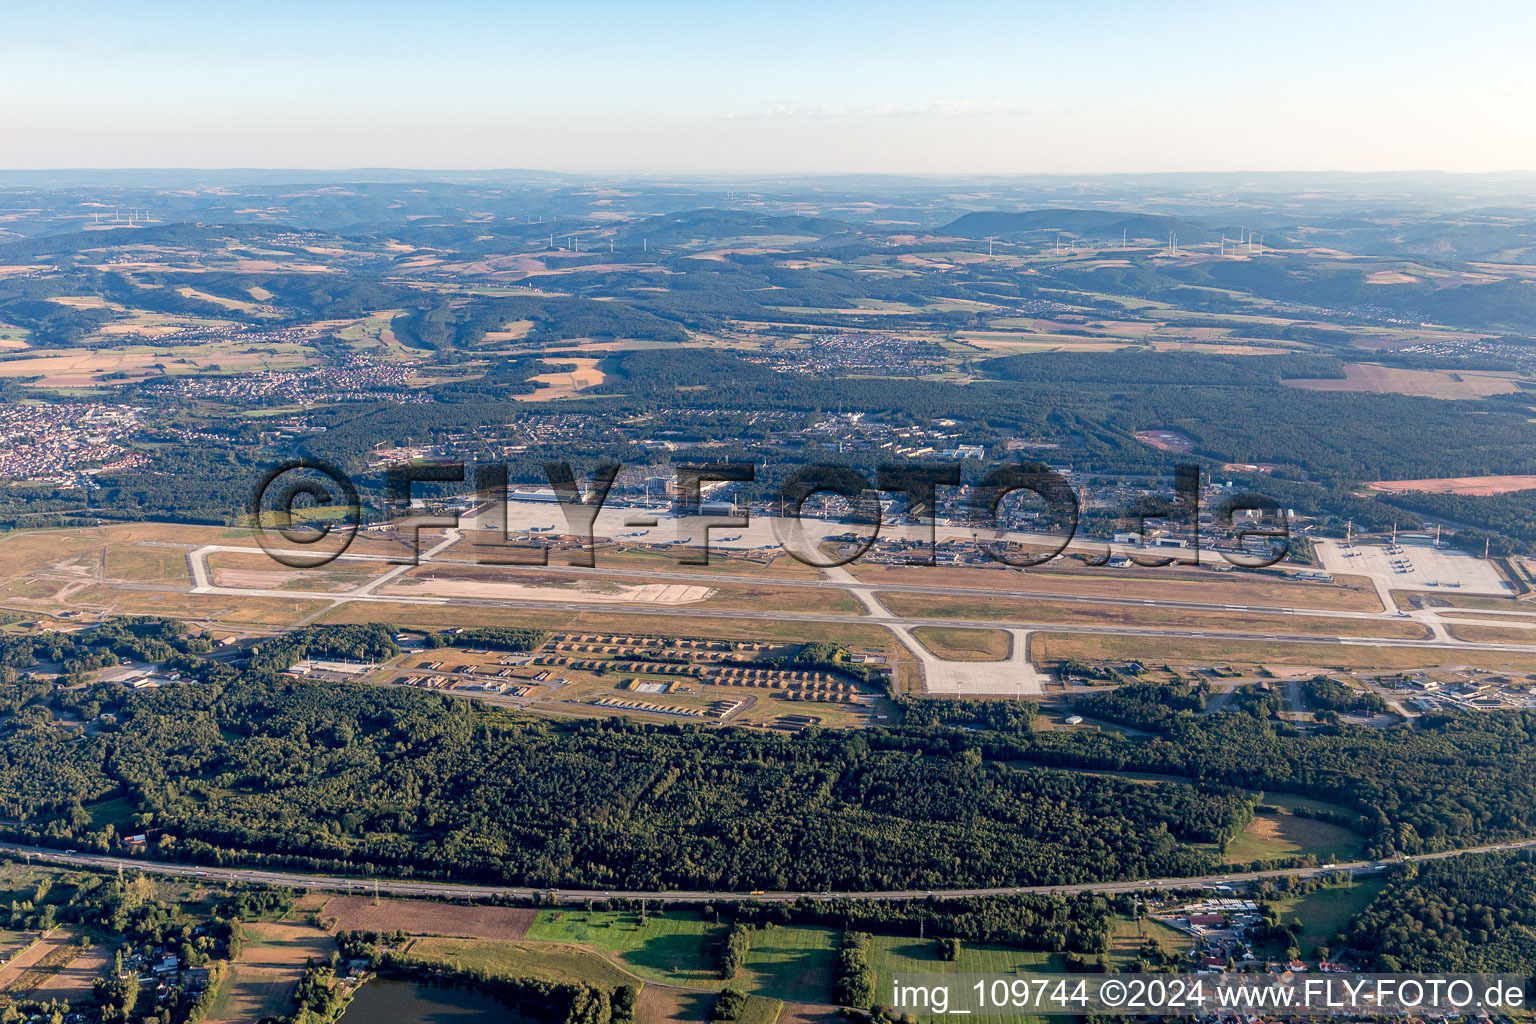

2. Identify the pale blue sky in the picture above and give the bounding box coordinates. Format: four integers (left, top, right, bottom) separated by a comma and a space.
3, 0, 1532, 172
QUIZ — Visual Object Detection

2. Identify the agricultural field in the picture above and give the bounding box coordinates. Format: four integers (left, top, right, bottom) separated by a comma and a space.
1256, 880, 1387, 959
515, 356, 608, 400
401, 937, 637, 990
634, 987, 721, 1024
1285, 363, 1524, 399
1368, 474, 1536, 496
1106, 915, 1188, 968
525, 909, 723, 985
0, 341, 309, 386
863, 935, 1064, 1024
0, 930, 82, 1000
320, 896, 535, 940
204, 922, 336, 1024
23, 942, 110, 1004
737, 924, 838, 1005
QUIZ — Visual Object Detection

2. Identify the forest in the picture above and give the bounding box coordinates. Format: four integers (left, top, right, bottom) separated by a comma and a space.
1344, 851, 1536, 972
0, 671, 1252, 890
2, 623, 1535, 890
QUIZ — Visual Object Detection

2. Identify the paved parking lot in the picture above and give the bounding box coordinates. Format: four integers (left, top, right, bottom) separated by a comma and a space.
1319, 538, 1512, 595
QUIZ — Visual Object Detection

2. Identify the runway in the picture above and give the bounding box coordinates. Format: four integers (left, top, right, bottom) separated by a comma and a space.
126, 530, 1536, 696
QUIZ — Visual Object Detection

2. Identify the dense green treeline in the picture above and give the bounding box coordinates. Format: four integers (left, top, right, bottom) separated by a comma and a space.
1003, 683, 1536, 857
6, 680, 1244, 888
728, 891, 1114, 953
1344, 852, 1536, 972
0, 658, 1248, 890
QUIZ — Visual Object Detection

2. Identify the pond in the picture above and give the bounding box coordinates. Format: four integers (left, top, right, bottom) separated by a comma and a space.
340, 976, 543, 1024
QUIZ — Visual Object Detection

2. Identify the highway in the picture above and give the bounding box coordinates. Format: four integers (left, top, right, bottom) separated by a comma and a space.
4, 838, 1532, 904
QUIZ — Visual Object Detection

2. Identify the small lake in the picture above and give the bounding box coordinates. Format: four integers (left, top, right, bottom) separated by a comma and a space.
340, 976, 542, 1024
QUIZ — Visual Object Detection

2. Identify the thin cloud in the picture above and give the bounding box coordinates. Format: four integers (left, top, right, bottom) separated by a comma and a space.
725, 100, 1038, 120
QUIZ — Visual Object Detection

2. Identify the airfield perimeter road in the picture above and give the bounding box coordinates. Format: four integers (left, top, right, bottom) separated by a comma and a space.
5, 838, 1534, 904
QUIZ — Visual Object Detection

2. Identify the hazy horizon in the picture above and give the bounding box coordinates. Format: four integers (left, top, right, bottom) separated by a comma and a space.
5, 0, 1535, 174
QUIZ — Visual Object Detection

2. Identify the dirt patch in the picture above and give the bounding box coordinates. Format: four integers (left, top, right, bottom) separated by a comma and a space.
321, 896, 536, 940
1239, 816, 1286, 851
1368, 474, 1536, 496
1134, 429, 1195, 453
212, 568, 300, 589
384, 574, 713, 605
1258, 664, 1328, 679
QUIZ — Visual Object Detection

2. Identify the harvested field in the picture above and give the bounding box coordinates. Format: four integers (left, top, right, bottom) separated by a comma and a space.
0, 343, 306, 386
636, 986, 717, 1023
205, 922, 335, 1024
25, 943, 109, 1003
515, 356, 606, 401
0, 931, 75, 995
776, 1002, 841, 1024
1367, 475, 1536, 496
1284, 362, 1523, 399
321, 896, 535, 940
